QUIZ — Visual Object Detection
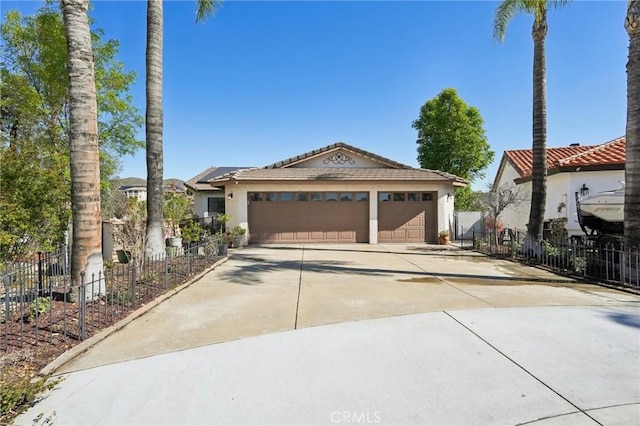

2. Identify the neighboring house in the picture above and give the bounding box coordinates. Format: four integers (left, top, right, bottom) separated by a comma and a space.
163, 182, 186, 195
492, 136, 626, 237
118, 185, 147, 201
194, 142, 465, 244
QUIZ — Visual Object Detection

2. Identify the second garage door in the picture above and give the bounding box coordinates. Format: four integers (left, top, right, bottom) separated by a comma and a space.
248, 191, 369, 243
378, 192, 437, 243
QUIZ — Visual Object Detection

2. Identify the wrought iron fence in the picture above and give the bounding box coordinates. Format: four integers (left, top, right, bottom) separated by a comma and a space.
1, 239, 223, 353
459, 227, 640, 291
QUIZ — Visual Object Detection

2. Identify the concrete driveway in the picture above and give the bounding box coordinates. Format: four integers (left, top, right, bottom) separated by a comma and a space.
15, 244, 640, 425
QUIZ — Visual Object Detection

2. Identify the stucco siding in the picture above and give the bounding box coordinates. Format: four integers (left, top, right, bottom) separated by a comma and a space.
223, 182, 455, 244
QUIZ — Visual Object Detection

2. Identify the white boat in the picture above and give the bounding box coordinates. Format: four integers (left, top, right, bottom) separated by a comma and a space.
579, 183, 624, 223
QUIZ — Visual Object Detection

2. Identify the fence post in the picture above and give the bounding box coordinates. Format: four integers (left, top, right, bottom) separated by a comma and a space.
187, 245, 191, 275
37, 251, 44, 296
3, 276, 10, 351
131, 263, 137, 306
164, 252, 169, 289
79, 271, 86, 341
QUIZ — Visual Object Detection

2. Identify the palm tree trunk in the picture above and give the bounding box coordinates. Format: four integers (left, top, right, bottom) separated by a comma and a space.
60, 0, 104, 299
527, 10, 548, 242
625, 0, 640, 250
145, 0, 166, 258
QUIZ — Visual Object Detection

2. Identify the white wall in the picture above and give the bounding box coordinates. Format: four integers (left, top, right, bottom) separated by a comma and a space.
495, 163, 530, 231
223, 182, 456, 244
565, 170, 624, 236
495, 163, 624, 237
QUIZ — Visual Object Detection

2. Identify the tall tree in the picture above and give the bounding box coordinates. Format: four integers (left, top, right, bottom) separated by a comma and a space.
625, 0, 640, 250
493, 0, 571, 242
412, 87, 494, 210
60, 0, 103, 297
0, 6, 143, 259
144, 0, 222, 258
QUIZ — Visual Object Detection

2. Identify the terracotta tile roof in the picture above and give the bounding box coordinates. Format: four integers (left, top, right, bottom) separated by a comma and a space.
208, 167, 467, 185
557, 136, 626, 167
505, 136, 626, 178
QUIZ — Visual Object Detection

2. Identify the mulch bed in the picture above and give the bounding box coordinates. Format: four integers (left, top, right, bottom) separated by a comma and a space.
1, 254, 222, 370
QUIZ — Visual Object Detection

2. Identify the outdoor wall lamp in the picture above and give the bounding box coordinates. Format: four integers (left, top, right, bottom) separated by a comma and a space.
447, 193, 452, 200
227, 193, 233, 200
580, 184, 589, 197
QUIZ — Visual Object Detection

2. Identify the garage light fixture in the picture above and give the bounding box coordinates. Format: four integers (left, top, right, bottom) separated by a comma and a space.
227, 193, 233, 200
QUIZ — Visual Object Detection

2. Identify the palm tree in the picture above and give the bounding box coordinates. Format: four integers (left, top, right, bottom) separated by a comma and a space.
493, 0, 570, 243
625, 0, 640, 250
144, 0, 222, 258
60, 0, 104, 298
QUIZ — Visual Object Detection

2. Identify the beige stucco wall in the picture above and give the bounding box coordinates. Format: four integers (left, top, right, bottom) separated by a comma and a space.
223, 181, 455, 244
192, 190, 224, 218
291, 151, 383, 168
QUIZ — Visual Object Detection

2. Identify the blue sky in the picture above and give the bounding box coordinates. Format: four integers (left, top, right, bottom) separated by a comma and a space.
3, 1, 629, 189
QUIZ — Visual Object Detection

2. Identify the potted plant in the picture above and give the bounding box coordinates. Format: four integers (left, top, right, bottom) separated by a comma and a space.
215, 213, 231, 255
181, 220, 205, 255
163, 193, 192, 247
230, 225, 247, 248
438, 230, 450, 245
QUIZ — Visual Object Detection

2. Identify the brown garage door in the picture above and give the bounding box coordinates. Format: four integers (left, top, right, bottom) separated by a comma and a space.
378, 192, 437, 243
248, 191, 369, 243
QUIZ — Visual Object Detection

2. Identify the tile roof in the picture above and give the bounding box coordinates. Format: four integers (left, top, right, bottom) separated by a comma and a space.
504, 136, 626, 178
264, 142, 413, 169
208, 167, 467, 184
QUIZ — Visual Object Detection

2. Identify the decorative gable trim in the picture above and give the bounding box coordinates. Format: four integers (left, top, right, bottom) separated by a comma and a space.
264, 142, 412, 170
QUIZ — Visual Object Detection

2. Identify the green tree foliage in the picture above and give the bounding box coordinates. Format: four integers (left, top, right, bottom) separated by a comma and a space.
0, 6, 142, 259
412, 88, 494, 210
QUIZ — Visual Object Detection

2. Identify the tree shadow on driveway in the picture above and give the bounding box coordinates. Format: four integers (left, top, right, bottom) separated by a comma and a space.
218, 251, 580, 286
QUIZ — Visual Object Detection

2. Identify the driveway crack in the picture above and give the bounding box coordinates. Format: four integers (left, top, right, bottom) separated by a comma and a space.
294, 245, 304, 329
443, 310, 604, 426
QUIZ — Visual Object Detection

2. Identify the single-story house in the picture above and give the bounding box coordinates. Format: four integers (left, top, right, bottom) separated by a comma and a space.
492, 136, 626, 237
193, 142, 466, 244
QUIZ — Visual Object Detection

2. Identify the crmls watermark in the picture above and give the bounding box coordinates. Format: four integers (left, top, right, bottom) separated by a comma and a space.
329, 411, 382, 424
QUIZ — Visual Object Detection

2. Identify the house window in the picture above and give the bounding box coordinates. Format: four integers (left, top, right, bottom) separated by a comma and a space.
355, 192, 368, 202
340, 192, 353, 201
265, 193, 278, 202
422, 193, 433, 201
249, 193, 263, 202
311, 193, 323, 202
280, 192, 293, 202
393, 193, 406, 202
379, 192, 391, 202
208, 197, 225, 213
297, 192, 309, 202
326, 192, 338, 202
408, 193, 420, 202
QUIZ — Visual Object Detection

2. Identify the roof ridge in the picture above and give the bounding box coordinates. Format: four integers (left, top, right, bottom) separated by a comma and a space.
207, 166, 259, 182
557, 136, 625, 166
263, 142, 413, 169
186, 165, 219, 186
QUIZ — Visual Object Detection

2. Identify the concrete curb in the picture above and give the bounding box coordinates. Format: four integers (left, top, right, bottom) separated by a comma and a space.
39, 256, 229, 377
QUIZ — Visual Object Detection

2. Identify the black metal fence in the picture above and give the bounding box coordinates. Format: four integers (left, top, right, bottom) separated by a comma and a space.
459, 227, 640, 291
1, 239, 223, 353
